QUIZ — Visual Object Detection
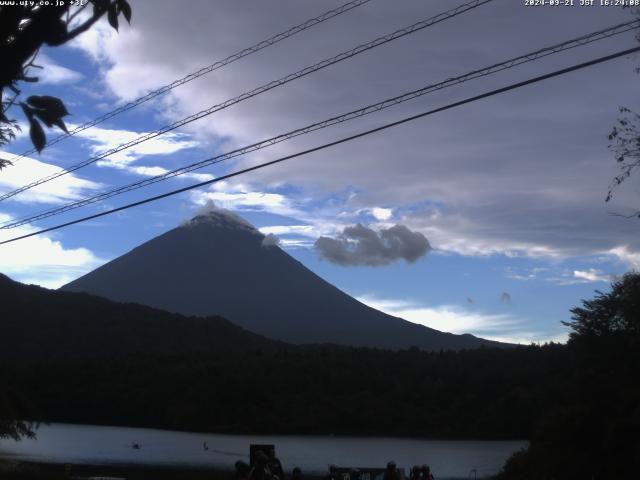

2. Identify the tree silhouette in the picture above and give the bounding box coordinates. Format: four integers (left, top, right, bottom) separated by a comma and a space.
499, 272, 640, 479
0, 0, 131, 441
606, 8, 640, 215
563, 271, 640, 339
0, 0, 131, 158
607, 108, 640, 217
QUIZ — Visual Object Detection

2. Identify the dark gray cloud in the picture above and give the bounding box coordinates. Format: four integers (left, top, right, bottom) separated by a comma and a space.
315, 223, 431, 266
73, 1, 640, 265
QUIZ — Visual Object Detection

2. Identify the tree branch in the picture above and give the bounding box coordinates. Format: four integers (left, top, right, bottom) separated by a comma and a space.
62, 9, 105, 43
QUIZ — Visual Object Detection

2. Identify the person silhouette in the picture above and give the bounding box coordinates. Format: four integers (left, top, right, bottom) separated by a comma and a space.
267, 447, 284, 480
235, 460, 251, 480
420, 465, 434, 480
383, 462, 399, 480
325, 464, 339, 480
292, 467, 303, 480
250, 450, 271, 480
410, 465, 421, 480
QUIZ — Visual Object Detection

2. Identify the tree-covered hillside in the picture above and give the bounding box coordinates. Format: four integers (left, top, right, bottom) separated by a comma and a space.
2, 272, 639, 479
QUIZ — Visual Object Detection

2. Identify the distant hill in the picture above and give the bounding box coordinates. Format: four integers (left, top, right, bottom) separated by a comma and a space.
62, 208, 506, 351
0, 273, 280, 361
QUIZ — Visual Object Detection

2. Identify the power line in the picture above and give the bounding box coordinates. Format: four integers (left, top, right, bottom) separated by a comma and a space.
0, 0, 494, 203
3, 21, 637, 230
2, 46, 637, 246
9, 0, 373, 162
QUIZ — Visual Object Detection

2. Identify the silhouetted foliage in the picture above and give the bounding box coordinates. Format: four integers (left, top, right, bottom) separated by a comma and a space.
498, 272, 640, 480
607, 108, 640, 216
0, 0, 131, 155
564, 272, 640, 340
0, 273, 565, 439
606, 8, 640, 215
3, 272, 640, 478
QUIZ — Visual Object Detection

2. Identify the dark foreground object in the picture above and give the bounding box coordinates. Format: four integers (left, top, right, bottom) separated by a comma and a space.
0, 460, 265, 480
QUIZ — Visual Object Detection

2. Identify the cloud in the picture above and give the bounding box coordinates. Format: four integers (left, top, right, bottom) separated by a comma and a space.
573, 268, 610, 283
547, 268, 613, 286
607, 246, 640, 270
66, 0, 640, 267
357, 295, 563, 344
315, 223, 431, 266
0, 151, 102, 204
261, 233, 280, 247
191, 183, 302, 217
500, 292, 512, 304
73, 124, 198, 168
35, 54, 84, 85
0, 213, 103, 288
371, 207, 393, 221
504, 266, 548, 281
186, 200, 256, 231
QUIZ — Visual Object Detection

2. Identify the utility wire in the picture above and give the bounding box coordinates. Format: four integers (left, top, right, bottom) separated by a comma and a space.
2, 21, 638, 230
0, 0, 494, 203
2, 46, 638, 246
9, 0, 373, 162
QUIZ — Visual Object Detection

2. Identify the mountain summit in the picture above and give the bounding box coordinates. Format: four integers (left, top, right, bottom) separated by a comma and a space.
62, 207, 504, 350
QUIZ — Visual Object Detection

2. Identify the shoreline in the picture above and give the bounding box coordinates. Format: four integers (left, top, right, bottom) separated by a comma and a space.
8, 420, 528, 443
0, 459, 252, 480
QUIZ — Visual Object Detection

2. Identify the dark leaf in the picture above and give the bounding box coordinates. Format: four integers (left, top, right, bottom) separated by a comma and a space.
92, 0, 109, 15
107, 4, 119, 31
0, 158, 13, 170
0, 111, 9, 124
28, 117, 46, 153
52, 118, 69, 134
27, 96, 70, 118
20, 102, 34, 120
33, 109, 56, 128
44, 18, 68, 46
117, 0, 132, 23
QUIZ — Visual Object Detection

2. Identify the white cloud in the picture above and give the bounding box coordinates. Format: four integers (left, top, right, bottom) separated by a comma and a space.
573, 268, 610, 283
0, 151, 102, 204
72, 124, 198, 168
607, 246, 640, 270
371, 207, 393, 221
504, 266, 548, 281
0, 213, 102, 288
35, 54, 83, 85
547, 268, 612, 286
191, 186, 301, 217
357, 295, 566, 344
260, 225, 318, 237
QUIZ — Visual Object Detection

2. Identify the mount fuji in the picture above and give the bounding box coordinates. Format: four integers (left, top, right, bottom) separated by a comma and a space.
62, 208, 505, 351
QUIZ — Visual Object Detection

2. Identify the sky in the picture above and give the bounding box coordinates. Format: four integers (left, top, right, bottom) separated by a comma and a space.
1, 0, 640, 344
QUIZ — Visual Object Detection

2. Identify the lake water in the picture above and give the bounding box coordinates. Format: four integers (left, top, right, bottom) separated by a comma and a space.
0, 424, 526, 479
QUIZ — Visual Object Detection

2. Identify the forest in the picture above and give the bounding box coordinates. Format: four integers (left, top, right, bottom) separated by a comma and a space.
1, 273, 639, 478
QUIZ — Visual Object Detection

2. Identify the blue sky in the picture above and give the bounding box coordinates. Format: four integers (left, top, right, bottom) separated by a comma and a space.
1, 0, 640, 343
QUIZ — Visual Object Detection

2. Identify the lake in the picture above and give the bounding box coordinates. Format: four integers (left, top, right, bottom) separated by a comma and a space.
0, 424, 526, 479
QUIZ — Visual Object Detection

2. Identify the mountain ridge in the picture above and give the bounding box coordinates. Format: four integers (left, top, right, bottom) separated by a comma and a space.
62, 208, 507, 351
0, 272, 282, 361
